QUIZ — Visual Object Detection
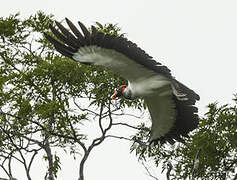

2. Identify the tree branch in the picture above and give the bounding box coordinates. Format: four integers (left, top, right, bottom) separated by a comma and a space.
104, 135, 134, 141
166, 162, 172, 180
141, 161, 159, 180
191, 148, 202, 180
112, 122, 141, 130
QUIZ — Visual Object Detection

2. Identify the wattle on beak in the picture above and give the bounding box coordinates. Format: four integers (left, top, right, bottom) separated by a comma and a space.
111, 90, 117, 99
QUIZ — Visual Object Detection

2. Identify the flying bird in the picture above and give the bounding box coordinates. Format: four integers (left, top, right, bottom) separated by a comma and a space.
44, 18, 200, 144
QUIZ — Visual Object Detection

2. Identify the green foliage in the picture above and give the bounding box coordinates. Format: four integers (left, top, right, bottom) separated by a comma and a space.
131, 94, 237, 180
95, 22, 126, 38
53, 153, 61, 178
0, 12, 145, 179
179, 96, 237, 180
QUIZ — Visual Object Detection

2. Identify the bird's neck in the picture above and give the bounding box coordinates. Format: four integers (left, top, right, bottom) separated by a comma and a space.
122, 87, 133, 100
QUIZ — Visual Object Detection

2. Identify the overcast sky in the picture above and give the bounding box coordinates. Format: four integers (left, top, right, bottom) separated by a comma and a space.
0, 0, 237, 180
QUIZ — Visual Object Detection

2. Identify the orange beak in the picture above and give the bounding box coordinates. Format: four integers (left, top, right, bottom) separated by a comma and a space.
111, 90, 117, 99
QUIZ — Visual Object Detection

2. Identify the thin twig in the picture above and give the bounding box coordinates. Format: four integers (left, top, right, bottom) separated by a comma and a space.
98, 103, 104, 134
73, 98, 99, 116
141, 161, 159, 180
104, 135, 134, 141
112, 122, 142, 130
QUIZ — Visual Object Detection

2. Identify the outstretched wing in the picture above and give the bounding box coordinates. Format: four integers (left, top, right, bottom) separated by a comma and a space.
145, 91, 199, 144
44, 19, 174, 83
44, 19, 200, 143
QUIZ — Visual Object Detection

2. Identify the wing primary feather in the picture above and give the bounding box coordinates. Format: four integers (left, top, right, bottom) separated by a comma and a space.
49, 24, 77, 52
54, 46, 73, 58
47, 19, 199, 99
66, 19, 173, 78
44, 18, 201, 145
48, 18, 175, 78
173, 80, 200, 101
92, 31, 105, 46
91, 25, 97, 35
55, 21, 81, 48
65, 18, 86, 45
101, 34, 114, 49
113, 37, 129, 54
90, 25, 98, 45
78, 21, 91, 42
44, 32, 74, 57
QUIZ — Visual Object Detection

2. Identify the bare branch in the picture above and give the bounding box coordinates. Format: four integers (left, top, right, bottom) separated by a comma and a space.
0, 157, 10, 178
28, 150, 39, 173
78, 100, 115, 180
166, 162, 173, 180
98, 103, 104, 134
112, 122, 141, 130
111, 111, 144, 119
68, 120, 87, 152
141, 161, 159, 180
104, 135, 134, 141
73, 98, 99, 116
191, 148, 202, 180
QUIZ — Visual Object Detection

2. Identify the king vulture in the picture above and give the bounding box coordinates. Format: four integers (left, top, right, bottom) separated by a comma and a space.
44, 18, 200, 144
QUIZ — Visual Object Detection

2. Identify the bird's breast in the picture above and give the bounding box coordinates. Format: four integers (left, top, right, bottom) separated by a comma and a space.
129, 75, 172, 98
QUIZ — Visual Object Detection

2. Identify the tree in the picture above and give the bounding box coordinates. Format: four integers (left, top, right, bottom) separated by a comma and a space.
4, 11, 236, 180
0, 12, 145, 180
131, 94, 237, 180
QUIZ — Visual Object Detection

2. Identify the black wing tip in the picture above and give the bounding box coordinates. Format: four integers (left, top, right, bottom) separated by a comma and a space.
43, 32, 55, 44
54, 20, 62, 29
151, 95, 199, 145
196, 94, 200, 101
43, 32, 52, 43
43, 32, 49, 38
77, 21, 85, 28
91, 25, 97, 35
46, 18, 173, 79
44, 31, 75, 58
77, 21, 91, 38
65, 17, 72, 25
45, 18, 93, 57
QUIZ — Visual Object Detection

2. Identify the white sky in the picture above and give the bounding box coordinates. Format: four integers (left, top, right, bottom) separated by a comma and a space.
1, 0, 237, 180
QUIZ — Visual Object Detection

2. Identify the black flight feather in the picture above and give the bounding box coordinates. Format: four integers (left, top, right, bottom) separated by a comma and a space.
45, 19, 200, 102
65, 18, 86, 45
44, 19, 200, 144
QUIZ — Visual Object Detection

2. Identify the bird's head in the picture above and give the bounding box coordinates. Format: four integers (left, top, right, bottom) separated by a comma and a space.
111, 85, 132, 100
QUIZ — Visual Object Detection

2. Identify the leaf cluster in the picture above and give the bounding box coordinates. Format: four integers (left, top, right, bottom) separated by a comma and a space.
131, 95, 237, 180
0, 12, 146, 179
